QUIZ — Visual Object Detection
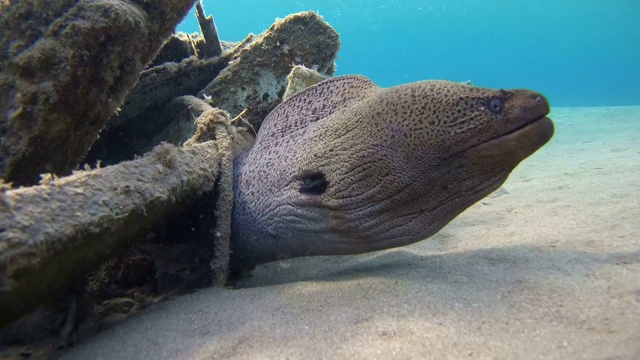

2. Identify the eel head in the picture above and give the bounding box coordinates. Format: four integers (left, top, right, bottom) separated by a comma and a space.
232, 76, 554, 267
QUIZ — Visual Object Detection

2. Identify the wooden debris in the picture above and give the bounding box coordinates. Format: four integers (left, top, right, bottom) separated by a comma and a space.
197, 11, 341, 130
283, 65, 330, 100
195, 0, 223, 58
0, 0, 197, 186
0, 139, 222, 326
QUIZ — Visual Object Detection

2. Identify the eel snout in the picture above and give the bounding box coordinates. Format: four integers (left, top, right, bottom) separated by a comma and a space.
466, 90, 554, 165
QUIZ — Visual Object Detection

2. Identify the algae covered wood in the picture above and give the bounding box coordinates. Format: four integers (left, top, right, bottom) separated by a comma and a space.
0, 140, 221, 326
108, 56, 232, 130
198, 11, 341, 130
194, 0, 223, 58
0, 0, 196, 186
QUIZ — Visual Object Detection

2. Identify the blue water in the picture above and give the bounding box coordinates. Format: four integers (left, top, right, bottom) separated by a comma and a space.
178, 1, 640, 107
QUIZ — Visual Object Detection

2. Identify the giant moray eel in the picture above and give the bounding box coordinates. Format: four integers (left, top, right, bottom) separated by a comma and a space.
231, 75, 554, 267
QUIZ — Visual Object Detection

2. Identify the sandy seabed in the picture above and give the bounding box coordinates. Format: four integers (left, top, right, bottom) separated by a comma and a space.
62, 106, 640, 360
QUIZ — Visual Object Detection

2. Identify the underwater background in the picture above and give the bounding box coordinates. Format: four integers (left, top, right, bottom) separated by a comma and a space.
178, 0, 640, 107
2, 1, 638, 358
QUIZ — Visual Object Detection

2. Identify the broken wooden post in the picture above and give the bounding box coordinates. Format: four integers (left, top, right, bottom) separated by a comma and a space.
195, 0, 223, 58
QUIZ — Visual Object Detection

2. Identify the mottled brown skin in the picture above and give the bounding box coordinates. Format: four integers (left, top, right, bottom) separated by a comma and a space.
231, 76, 554, 267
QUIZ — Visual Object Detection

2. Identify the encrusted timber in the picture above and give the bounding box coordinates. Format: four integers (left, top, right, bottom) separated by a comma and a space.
198, 11, 341, 131
0, 139, 221, 327
0, 0, 197, 186
109, 55, 232, 129
195, 0, 223, 58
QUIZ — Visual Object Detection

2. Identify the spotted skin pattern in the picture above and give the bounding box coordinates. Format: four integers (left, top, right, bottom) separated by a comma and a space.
232, 75, 554, 267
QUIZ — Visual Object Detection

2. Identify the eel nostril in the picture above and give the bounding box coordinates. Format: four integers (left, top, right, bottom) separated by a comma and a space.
531, 95, 542, 102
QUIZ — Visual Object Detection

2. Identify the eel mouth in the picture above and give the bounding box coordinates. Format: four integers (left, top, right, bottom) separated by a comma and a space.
466, 116, 555, 163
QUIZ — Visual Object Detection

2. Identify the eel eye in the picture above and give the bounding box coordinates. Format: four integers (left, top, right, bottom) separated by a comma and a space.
487, 98, 505, 114
298, 171, 328, 195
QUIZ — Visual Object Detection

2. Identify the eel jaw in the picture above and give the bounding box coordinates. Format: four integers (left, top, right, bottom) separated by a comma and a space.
467, 116, 555, 165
